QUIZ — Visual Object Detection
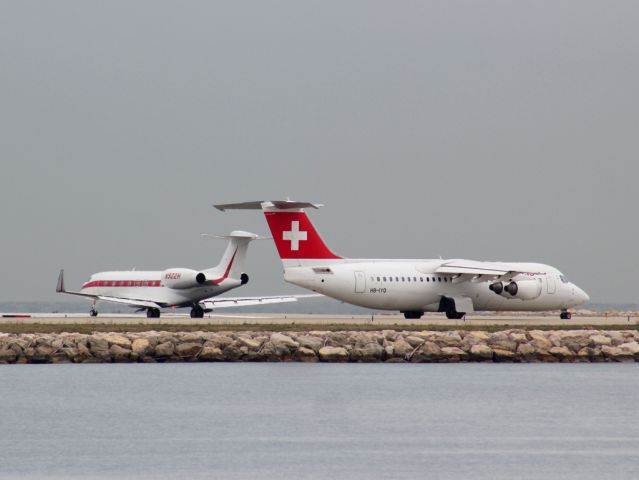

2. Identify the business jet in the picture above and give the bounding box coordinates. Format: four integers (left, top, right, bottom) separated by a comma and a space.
57, 230, 318, 318
215, 201, 590, 320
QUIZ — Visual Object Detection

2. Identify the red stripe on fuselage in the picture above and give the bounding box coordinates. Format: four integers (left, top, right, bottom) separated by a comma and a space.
82, 279, 161, 289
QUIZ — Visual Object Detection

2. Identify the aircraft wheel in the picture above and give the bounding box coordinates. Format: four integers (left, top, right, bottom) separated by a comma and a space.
147, 308, 160, 318
89, 309, 98, 317
190, 306, 204, 318
560, 311, 572, 320
403, 311, 423, 320
445, 310, 465, 320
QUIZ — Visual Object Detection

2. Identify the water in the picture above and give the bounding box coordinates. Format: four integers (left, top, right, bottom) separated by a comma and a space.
0, 364, 638, 479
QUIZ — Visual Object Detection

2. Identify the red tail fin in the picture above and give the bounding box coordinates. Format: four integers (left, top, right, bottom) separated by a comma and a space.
264, 211, 341, 259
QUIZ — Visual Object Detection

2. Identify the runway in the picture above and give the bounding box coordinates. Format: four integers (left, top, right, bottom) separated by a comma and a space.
1, 312, 637, 327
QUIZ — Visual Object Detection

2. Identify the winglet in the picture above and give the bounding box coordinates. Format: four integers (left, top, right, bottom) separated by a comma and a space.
56, 269, 65, 293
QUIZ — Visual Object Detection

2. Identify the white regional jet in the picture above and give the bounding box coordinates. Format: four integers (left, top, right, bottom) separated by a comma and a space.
215, 201, 590, 320
57, 231, 317, 318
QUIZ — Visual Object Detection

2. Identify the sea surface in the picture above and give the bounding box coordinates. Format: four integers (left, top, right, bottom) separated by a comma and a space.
0, 364, 637, 480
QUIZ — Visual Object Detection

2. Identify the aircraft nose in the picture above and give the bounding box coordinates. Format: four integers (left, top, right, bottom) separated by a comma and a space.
574, 286, 590, 305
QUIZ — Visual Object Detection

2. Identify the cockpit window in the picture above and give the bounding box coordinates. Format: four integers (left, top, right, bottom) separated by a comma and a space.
559, 275, 569, 283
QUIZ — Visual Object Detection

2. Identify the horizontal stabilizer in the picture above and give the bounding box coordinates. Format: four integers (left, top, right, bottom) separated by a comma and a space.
215, 200, 322, 211
201, 231, 269, 240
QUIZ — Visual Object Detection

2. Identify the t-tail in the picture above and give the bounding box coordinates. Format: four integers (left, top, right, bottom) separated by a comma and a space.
200, 230, 261, 283
215, 201, 343, 267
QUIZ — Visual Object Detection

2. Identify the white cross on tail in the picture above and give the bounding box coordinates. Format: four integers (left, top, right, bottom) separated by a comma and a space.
283, 221, 307, 251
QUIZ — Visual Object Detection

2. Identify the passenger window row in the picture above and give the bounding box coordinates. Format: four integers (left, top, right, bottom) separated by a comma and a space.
370, 275, 448, 283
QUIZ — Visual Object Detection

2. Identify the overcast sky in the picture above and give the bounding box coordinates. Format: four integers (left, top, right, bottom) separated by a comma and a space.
1, 1, 638, 304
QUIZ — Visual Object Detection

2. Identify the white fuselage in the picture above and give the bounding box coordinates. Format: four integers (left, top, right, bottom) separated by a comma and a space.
81, 271, 240, 308
284, 259, 588, 312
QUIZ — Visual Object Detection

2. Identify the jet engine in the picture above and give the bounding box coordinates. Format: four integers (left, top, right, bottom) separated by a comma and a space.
489, 279, 541, 300
162, 268, 207, 289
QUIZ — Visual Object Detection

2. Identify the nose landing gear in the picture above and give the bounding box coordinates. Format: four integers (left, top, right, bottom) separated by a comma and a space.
89, 309, 98, 317
560, 310, 572, 320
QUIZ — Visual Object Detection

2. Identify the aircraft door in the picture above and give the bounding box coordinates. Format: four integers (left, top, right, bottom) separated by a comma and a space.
546, 274, 556, 294
354, 271, 366, 293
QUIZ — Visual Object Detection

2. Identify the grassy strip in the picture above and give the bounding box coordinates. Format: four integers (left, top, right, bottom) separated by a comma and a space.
0, 323, 638, 334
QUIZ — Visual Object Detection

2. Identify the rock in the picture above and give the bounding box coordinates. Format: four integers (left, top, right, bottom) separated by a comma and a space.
382, 330, 398, 341
319, 346, 349, 362
175, 342, 202, 358
295, 347, 318, 362
326, 332, 350, 346
516, 343, 536, 357
470, 344, 493, 360
35, 344, 55, 357
180, 332, 206, 343
222, 344, 244, 361
601, 345, 634, 361
110, 344, 131, 362
155, 341, 175, 357
131, 338, 151, 355
590, 334, 612, 346
352, 342, 384, 362
199, 346, 224, 361
270, 333, 299, 349
103, 334, 131, 348
392, 338, 413, 357
619, 342, 639, 355
404, 336, 425, 348
296, 335, 324, 352
411, 342, 442, 362
461, 334, 485, 348
441, 347, 467, 361
89, 338, 110, 357
528, 330, 551, 344
509, 332, 528, 343
488, 336, 517, 352
608, 331, 626, 346
468, 331, 491, 341
549, 346, 573, 360
0, 348, 17, 363
431, 332, 463, 347
210, 335, 234, 349
237, 336, 263, 350
492, 348, 515, 361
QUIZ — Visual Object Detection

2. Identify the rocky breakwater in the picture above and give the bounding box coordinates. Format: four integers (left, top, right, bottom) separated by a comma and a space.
1, 329, 639, 363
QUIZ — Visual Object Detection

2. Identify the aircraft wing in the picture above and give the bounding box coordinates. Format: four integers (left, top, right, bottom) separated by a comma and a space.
200, 294, 322, 310
434, 260, 542, 277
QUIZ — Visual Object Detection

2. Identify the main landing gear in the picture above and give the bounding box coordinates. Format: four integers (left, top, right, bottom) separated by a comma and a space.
560, 310, 572, 320
146, 308, 161, 318
439, 297, 465, 320
190, 305, 204, 318
402, 311, 424, 320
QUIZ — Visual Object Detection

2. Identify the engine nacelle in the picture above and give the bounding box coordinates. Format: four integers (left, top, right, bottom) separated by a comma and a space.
489, 280, 541, 300
503, 280, 541, 300
162, 268, 207, 289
